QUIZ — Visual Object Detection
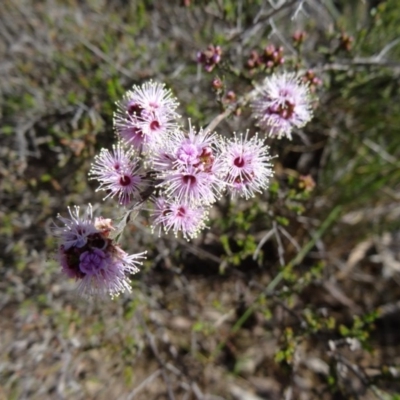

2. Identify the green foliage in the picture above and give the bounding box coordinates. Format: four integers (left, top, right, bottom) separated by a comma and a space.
275, 327, 297, 365
339, 310, 379, 350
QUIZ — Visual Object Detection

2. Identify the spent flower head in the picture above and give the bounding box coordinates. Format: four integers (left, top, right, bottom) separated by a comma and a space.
53, 204, 146, 297
251, 72, 313, 140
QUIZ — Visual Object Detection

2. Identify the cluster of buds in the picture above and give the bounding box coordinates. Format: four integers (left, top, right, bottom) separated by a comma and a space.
197, 45, 222, 72
302, 70, 322, 93
298, 174, 316, 192
338, 32, 354, 52
292, 31, 307, 48
261, 45, 284, 69
246, 45, 284, 71
246, 50, 262, 70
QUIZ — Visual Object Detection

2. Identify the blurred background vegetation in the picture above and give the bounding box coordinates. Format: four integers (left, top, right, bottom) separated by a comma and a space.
1, 0, 400, 399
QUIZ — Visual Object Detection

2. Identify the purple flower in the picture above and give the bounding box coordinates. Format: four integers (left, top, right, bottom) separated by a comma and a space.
149, 125, 226, 205
116, 125, 145, 150
135, 109, 177, 150
251, 72, 313, 140
55, 205, 99, 251
149, 126, 216, 171
131, 81, 180, 118
89, 143, 146, 206
150, 197, 208, 240
161, 166, 218, 205
170, 126, 219, 171
219, 132, 274, 199
114, 81, 180, 152
54, 205, 146, 297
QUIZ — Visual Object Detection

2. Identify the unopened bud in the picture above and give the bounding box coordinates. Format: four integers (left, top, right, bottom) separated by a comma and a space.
225, 90, 236, 101
197, 44, 222, 72
292, 31, 306, 46
339, 33, 353, 52
212, 77, 223, 90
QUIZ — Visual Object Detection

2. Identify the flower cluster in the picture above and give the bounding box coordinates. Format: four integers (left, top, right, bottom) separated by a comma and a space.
148, 127, 221, 239
86, 82, 275, 244
55, 73, 315, 297
53, 205, 146, 297
246, 45, 285, 71
197, 44, 222, 72
302, 70, 322, 93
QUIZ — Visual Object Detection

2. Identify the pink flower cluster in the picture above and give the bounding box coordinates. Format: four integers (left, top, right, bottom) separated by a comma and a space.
55, 74, 315, 297
88, 81, 274, 241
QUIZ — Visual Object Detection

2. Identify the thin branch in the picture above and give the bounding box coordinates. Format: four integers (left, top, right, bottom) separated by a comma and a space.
205, 89, 257, 133
319, 59, 400, 73
291, 0, 306, 20
126, 369, 162, 400
144, 327, 176, 400
278, 225, 301, 252
253, 228, 274, 260
273, 220, 285, 266
269, 17, 297, 55
77, 36, 133, 78
227, 0, 299, 42
205, 105, 237, 133
374, 37, 400, 61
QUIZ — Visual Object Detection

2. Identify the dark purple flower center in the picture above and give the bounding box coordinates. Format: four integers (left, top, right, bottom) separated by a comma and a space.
150, 120, 160, 130
127, 102, 143, 117
120, 175, 132, 186
183, 175, 196, 185
63, 247, 85, 278
269, 100, 295, 119
177, 206, 186, 217
234, 156, 245, 168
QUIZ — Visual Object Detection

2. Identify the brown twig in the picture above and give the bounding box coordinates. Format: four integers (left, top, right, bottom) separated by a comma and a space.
144, 325, 176, 400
